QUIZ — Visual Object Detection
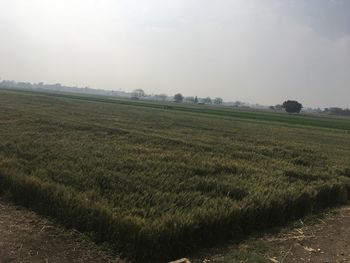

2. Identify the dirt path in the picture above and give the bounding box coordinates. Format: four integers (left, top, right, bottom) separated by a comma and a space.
265, 206, 350, 263
0, 198, 120, 263
192, 206, 350, 263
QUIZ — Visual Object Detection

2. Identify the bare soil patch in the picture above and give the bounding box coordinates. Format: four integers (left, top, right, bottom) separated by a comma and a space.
0, 198, 120, 263
192, 205, 350, 262
265, 206, 350, 263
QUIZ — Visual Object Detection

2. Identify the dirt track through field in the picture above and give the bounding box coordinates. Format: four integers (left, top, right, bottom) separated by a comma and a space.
0, 198, 119, 263
265, 206, 350, 263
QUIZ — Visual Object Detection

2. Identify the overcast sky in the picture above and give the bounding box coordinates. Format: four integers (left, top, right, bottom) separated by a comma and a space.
0, 0, 349, 108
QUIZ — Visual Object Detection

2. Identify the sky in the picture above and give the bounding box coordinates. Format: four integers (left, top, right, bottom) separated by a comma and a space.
0, 0, 349, 108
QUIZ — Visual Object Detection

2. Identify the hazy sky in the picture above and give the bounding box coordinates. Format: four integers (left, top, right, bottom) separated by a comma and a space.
0, 0, 349, 108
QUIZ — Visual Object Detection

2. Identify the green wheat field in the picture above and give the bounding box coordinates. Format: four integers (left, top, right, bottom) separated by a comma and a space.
1, 88, 350, 261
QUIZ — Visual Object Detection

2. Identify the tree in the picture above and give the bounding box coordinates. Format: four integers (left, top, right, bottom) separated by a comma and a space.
213, 97, 223, 105
174, 93, 184, 103
131, 89, 145, 99
282, 100, 303, 113
275, 104, 283, 111
203, 97, 212, 104
184, 96, 195, 103
194, 96, 198, 104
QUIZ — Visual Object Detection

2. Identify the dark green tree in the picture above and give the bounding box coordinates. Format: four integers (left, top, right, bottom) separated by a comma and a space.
282, 100, 303, 113
174, 93, 184, 103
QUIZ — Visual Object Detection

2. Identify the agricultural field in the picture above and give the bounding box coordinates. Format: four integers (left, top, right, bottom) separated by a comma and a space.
0, 88, 350, 261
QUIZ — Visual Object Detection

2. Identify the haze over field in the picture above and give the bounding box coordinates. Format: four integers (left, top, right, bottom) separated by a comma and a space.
0, 0, 349, 108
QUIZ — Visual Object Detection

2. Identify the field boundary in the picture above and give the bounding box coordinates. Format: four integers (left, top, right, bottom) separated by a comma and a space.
1, 168, 349, 261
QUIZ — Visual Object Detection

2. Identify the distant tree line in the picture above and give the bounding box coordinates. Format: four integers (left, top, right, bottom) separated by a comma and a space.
172, 93, 223, 105
0, 80, 130, 97
9, 79, 348, 115
0, 79, 225, 106
324, 107, 350, 117
269, 101, 350, 117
